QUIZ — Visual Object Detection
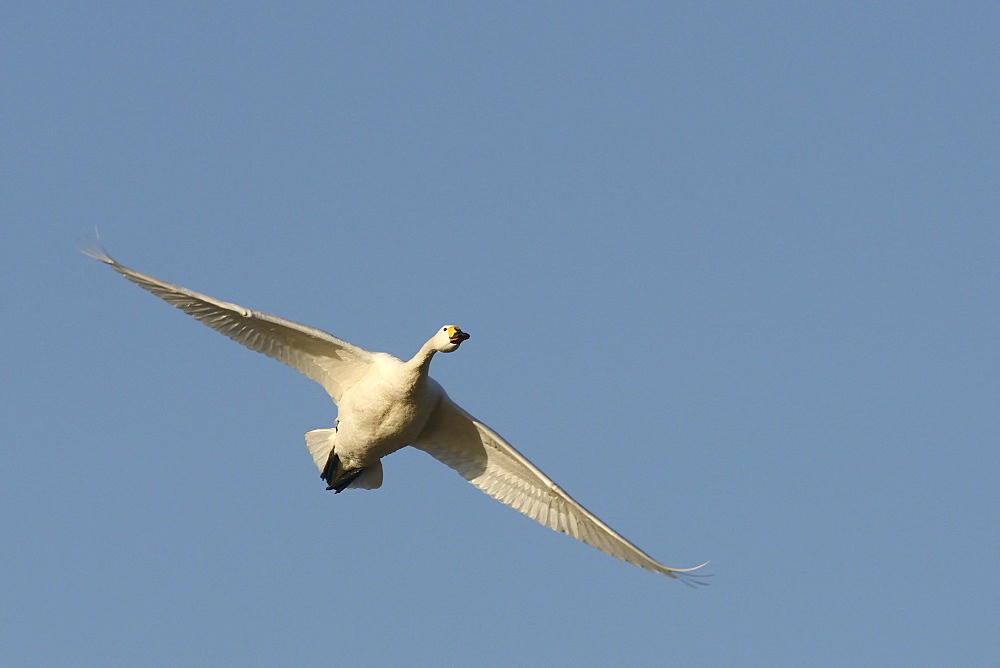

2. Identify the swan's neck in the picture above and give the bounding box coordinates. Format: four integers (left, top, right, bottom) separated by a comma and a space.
406, 338, 438, 374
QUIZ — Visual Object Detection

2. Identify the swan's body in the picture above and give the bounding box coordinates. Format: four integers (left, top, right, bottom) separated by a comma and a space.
86, 247, 707, 583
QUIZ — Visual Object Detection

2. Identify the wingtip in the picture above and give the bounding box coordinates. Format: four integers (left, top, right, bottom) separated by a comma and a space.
78, 228, 114, 265
671, 560, 710, 573
667, 560, 712, 587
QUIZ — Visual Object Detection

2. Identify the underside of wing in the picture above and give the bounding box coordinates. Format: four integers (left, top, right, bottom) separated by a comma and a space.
86, 248, 374, 402
412, 395, 708, 583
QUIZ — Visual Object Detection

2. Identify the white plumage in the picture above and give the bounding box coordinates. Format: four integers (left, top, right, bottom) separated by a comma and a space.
85, 246, 707, 583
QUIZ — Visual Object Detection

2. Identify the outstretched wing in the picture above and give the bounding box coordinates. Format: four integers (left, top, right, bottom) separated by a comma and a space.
412, 395, 708, 583
85, 247, 374, 403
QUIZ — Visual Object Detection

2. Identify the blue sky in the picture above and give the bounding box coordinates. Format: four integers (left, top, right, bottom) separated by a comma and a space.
3, 2, 998, 665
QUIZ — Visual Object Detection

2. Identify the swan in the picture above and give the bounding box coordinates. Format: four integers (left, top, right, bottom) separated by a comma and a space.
84, 246, 708, 583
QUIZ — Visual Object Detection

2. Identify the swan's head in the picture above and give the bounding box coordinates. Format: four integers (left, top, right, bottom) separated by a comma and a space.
434, 325, 470, 353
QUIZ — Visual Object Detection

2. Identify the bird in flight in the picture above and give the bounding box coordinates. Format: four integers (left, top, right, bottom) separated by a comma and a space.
85, 245, 708, 584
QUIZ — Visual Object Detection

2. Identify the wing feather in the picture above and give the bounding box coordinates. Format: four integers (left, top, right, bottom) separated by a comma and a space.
413, 395, 708, 582
85, 248, 374, 402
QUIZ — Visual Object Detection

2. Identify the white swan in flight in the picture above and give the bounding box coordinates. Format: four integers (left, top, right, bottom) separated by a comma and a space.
85, 247, 707, 583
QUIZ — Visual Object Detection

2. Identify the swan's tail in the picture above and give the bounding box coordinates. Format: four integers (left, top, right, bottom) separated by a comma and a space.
304, 428, 383, 491
305, 428, 337, 472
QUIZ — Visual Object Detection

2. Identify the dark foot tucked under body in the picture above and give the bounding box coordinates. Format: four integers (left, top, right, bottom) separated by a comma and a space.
321, 453, 365, 493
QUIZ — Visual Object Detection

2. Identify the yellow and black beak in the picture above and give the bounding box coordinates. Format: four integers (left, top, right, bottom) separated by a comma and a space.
448, 327, 470, 344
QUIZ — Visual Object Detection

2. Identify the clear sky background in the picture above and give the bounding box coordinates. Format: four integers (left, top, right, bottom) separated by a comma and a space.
3, 3, 998, 665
